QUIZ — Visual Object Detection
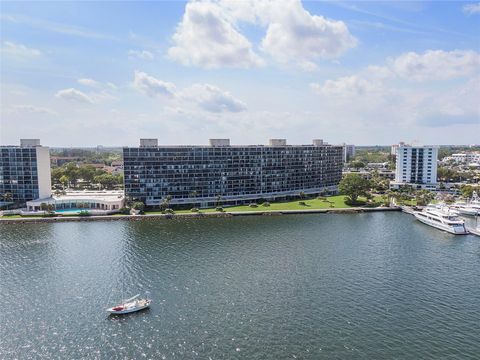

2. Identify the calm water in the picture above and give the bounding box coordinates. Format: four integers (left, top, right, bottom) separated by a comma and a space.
1, 213, 479, 359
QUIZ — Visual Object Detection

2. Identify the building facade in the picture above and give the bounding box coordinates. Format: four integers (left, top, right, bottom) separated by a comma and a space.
443, 152, 480, 165
26, 190, 125, 213
390, 145, 438, 190
123, 139, 343, 207
0, 139, 52, 205
390, 142, 406, 157
341, 143, 356, 163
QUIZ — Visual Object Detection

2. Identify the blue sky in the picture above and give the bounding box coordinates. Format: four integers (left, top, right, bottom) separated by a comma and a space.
1, 0, 479, 146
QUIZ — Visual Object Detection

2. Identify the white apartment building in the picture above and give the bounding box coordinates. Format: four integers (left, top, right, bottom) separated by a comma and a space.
341, 143, 356, 162
0, 139, 52, 204
390, 145, 438, 190
390, 142, 406, 156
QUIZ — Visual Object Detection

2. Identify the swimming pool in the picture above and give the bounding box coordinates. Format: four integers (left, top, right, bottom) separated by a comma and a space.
55, 208, 90, 214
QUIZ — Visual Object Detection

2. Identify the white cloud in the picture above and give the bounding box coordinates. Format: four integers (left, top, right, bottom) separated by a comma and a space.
10, 105, 57, 115
167, 1, 263, 68
78, 78, 101, 88
2, 14, 119, 41
2, 41, 41, 57
310, 50, 480, 128
90, 90, 118, 103
168, 0, 356, 70
463, 3, 480, 15
311, 75, 381, 97
418, 76, 480, 126
9, 90, 27, 96
132, 70, 176, 98
55, 88, 94, 104
78, 78, 118, 91
132, 71, 247, 113
259, 0, 357, 66
180, 83, 247, 112
128, 49, 155, 60
389, 50, 480, 81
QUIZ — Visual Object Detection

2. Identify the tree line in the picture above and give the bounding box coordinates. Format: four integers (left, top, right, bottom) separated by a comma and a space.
51, 162, 123, 190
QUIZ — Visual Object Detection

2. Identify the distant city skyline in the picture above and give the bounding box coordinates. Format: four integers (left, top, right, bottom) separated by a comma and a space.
1, 1, 479, 146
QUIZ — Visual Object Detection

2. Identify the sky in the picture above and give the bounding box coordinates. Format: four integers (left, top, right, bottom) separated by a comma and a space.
0, 0, 479, 147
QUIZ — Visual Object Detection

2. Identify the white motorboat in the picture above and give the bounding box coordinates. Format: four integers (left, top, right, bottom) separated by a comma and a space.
106, 294, 151, 315
450, 205, 479, 216
414, 205, 468, 235
450, 192, 480, 216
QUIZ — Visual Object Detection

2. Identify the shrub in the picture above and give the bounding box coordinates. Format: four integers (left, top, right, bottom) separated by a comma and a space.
132, 202, 145, 211
79, 210, 91, 216
191, 207, 199, 212
215, 207, 224, 212
344, 199, 366, 206
118, 207, 130, 215
164, 208, 174, 214
249, 203, 258, 208
262, 202, 270, 207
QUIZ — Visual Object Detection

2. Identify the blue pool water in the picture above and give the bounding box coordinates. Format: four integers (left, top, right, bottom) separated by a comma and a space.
54, 208, 88, 214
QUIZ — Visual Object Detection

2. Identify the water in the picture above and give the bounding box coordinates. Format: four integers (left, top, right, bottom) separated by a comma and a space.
1, 212, 479, 359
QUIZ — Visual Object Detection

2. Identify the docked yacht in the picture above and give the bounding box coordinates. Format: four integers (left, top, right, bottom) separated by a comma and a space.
414, 205, 468, 234
450, 192, 480, 216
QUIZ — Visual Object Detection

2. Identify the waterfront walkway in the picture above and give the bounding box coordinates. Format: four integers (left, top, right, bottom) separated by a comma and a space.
0, 207, 401, 224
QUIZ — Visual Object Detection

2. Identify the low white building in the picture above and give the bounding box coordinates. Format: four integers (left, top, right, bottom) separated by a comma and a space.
442, 152, 480, 165
366, 162, 389, 170
390, 144, 439, 190
26, 190, 125, 213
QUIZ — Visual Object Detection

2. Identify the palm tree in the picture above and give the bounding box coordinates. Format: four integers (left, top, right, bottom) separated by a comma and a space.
299, 191, 306, 200
1, 193, 13, 209
160, 195, 173, 211
215, 194, 223, 208
53, 189, 65, 197
2, 192, 13, 203
190, 190, 199, 208
125, 195, 138, 208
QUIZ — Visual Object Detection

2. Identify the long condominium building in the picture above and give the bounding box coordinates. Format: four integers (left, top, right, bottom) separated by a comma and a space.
123, 138, 343, 207
391, 144, 438, 190
0, 139, 52, 204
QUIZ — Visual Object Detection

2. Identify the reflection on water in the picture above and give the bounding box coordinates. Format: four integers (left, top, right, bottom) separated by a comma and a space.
1, 213, 479, 359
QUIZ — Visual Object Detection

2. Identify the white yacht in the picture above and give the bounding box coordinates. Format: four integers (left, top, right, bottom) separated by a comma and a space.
414, 205, 468, 235
450, 192, 480, 216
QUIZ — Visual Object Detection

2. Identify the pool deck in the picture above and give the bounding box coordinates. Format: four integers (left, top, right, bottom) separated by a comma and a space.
0, 207, 402, 224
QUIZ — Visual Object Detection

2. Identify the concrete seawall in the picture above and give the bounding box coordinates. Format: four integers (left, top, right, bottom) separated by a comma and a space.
0, 207, 401, 224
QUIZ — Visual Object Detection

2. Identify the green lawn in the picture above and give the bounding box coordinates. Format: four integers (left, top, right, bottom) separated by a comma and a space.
146, 195, 384, 215
1, 195, 386, 219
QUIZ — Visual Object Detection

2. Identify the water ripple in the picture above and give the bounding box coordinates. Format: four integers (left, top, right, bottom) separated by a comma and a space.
1, 213, 479, 359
